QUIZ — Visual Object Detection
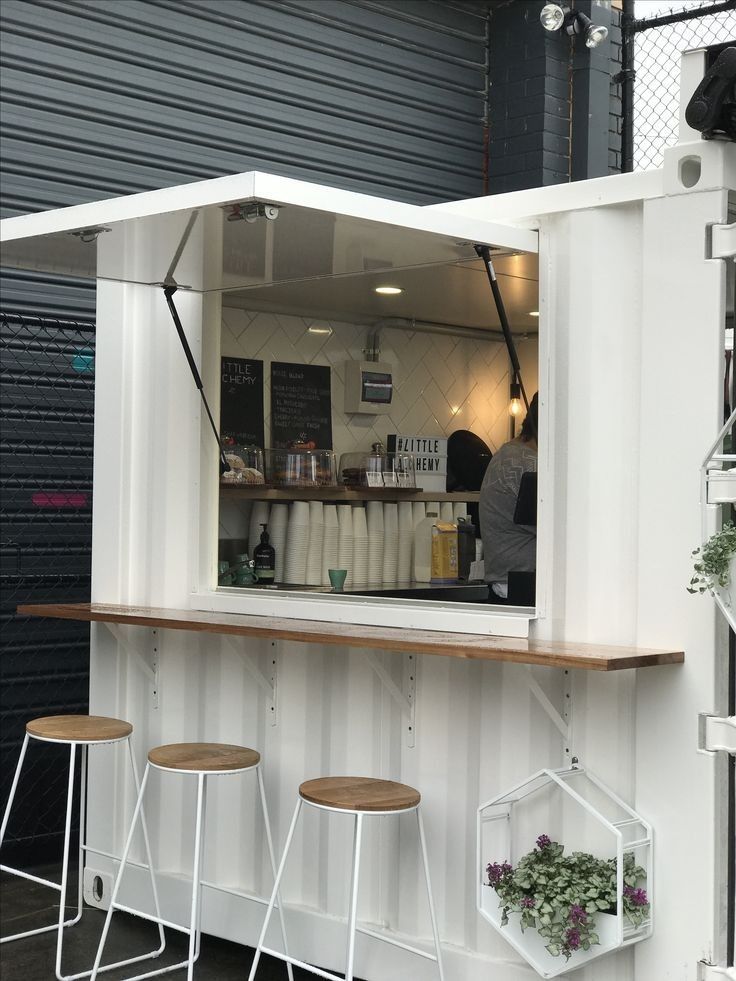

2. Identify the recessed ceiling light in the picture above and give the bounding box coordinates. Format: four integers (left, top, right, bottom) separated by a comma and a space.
375, 286, 403, 295
308, 325, 332, 335
529, 311, 540, 317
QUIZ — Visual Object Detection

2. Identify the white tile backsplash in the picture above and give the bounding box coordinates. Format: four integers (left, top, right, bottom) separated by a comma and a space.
221, 307, 522, 460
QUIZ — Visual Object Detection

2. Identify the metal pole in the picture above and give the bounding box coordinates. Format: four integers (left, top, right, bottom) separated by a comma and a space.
162, 285, 228, 472
620, 0, 636, 174
474, 245, 537, 439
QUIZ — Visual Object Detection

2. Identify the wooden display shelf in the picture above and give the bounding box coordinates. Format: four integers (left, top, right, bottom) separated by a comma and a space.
17, 603, 685, 672
220, 485, 480, 503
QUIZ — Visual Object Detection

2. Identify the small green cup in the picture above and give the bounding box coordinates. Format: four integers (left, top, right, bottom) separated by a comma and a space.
328, 568, 348, 591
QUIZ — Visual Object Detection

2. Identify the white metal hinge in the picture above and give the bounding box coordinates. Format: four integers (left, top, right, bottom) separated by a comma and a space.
698, 713, 736, 755
698, 961, 736, 980
707, 221, 736, 260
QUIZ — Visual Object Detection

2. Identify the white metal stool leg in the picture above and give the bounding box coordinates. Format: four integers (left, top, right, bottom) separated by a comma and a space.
1, 730, 164, 980
0, 733, 30, 852
247, 798, 303, 981
416, 808, 445, 981
54, 743, 78, 979
255, 766, 294, 981
345, 813, 364, 981
185, 773, 207, 981
126, 741, 166, 958
0, 734, 81, 942
249, 798, 444, 981
90, 764, 179, 981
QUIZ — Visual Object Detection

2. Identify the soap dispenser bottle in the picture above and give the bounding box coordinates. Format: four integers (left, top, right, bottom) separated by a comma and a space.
254, 524, 275, 582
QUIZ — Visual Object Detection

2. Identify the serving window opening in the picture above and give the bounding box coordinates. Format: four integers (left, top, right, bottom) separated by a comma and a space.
214, 217, 540, 614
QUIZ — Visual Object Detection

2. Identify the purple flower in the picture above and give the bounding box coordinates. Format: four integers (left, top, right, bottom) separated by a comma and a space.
520, 896, 536, 909
564, 928, 581, 951
487, 861, 513, 887
568, 904, 587, 924
624, 886, 648, 907
536, 834, 552, 849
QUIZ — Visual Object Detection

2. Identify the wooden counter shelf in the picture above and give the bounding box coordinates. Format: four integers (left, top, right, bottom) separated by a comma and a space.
220, 485, 480, 503
17, 603, 684, 672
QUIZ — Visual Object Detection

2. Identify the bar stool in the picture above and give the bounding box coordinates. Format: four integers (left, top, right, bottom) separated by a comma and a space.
91, 742, 292, 981
248, 776, 445, 981
0, 714, 165, 981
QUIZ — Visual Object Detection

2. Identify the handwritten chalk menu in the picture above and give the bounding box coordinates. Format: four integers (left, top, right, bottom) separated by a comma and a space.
220, 357, 264, 448
270, 362, 333, 449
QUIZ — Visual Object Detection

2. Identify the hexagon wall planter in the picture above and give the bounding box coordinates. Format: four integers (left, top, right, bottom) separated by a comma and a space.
477, 766, 653, 979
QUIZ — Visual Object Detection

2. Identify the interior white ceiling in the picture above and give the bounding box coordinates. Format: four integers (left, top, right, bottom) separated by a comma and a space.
221, 253, 539, 333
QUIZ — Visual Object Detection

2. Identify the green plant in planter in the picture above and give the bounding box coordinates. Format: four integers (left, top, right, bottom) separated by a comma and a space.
688, 522, 736, 595
486, 835, 649, 960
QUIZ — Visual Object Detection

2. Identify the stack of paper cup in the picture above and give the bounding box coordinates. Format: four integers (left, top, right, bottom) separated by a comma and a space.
453, 502, 469, 522
397, 501, 413, 582
336, 505, 354, 586
305, 501, 324, 586
352, 506, 369, 585
411, 502, 425, 584
440, 501, 454, 521
268, 503, 289, 583
412, 501, 426, 530
248, 501, 271, 556
366, 501, 384, 585
382, 503, 399, 585
321, 506, 339, 585
284, 500, 310, 584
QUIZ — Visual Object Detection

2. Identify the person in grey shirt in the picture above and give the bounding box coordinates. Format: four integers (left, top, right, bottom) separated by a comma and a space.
479, 393, 538, 599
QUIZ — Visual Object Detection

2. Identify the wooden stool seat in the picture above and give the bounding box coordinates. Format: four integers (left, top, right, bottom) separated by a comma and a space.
26, 715, 133, 743
299, 776, 421, 812
147, 742, 260, 772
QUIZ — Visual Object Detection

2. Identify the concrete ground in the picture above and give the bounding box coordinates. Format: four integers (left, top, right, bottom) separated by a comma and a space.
0, 866, 362, 981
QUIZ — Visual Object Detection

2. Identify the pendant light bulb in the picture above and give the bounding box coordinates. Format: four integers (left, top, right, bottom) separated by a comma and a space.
509, 380, 522, 418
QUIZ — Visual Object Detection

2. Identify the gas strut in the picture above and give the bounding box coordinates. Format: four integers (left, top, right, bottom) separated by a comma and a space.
475, 244, 537, 439
163, 284, 229, 474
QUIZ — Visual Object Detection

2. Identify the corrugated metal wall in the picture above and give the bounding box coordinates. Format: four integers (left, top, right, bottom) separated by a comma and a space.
0, 0, 490, 864
1, 0, 488, 213
1, 0, 489, 311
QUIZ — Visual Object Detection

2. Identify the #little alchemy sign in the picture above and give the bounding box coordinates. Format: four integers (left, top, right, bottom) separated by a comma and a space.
386, 434, 447, 491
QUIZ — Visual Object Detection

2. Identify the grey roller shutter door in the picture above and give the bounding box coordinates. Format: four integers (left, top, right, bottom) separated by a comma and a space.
1, 0, 488, 314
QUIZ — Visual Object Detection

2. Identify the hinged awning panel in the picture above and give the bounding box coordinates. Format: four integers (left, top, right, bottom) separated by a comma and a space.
0, 171, 538, 302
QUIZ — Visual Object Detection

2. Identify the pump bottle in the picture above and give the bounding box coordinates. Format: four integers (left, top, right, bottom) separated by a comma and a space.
254, 524, 275, 582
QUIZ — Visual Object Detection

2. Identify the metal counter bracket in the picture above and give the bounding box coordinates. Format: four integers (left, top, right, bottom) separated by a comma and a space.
365, 652, 416, 747
224, 637, 278, 725
104, 624, 159, 709
523, 665, 574, 765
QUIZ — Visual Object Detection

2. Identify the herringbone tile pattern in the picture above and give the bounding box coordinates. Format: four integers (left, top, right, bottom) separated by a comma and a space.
222, 308, 513, 456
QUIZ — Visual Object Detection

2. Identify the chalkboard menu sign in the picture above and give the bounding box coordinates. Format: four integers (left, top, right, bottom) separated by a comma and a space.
270, 362, 333, 449
220, 357, 264, 448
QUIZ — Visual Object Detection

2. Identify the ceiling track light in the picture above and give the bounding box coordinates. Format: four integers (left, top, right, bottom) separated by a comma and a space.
540, 3, 609, 49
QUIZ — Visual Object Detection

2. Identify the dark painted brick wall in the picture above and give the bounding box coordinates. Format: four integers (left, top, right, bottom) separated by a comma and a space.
488, 0, 572, 193
487, 0, 623, 193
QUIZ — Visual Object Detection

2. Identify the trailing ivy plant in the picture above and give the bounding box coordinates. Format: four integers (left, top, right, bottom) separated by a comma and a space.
486, 835, 649, 960
688, 522, 736, 595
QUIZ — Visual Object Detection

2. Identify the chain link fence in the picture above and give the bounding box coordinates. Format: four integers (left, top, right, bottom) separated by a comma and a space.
1, 311, 94, 865
623, 0, 736, 171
